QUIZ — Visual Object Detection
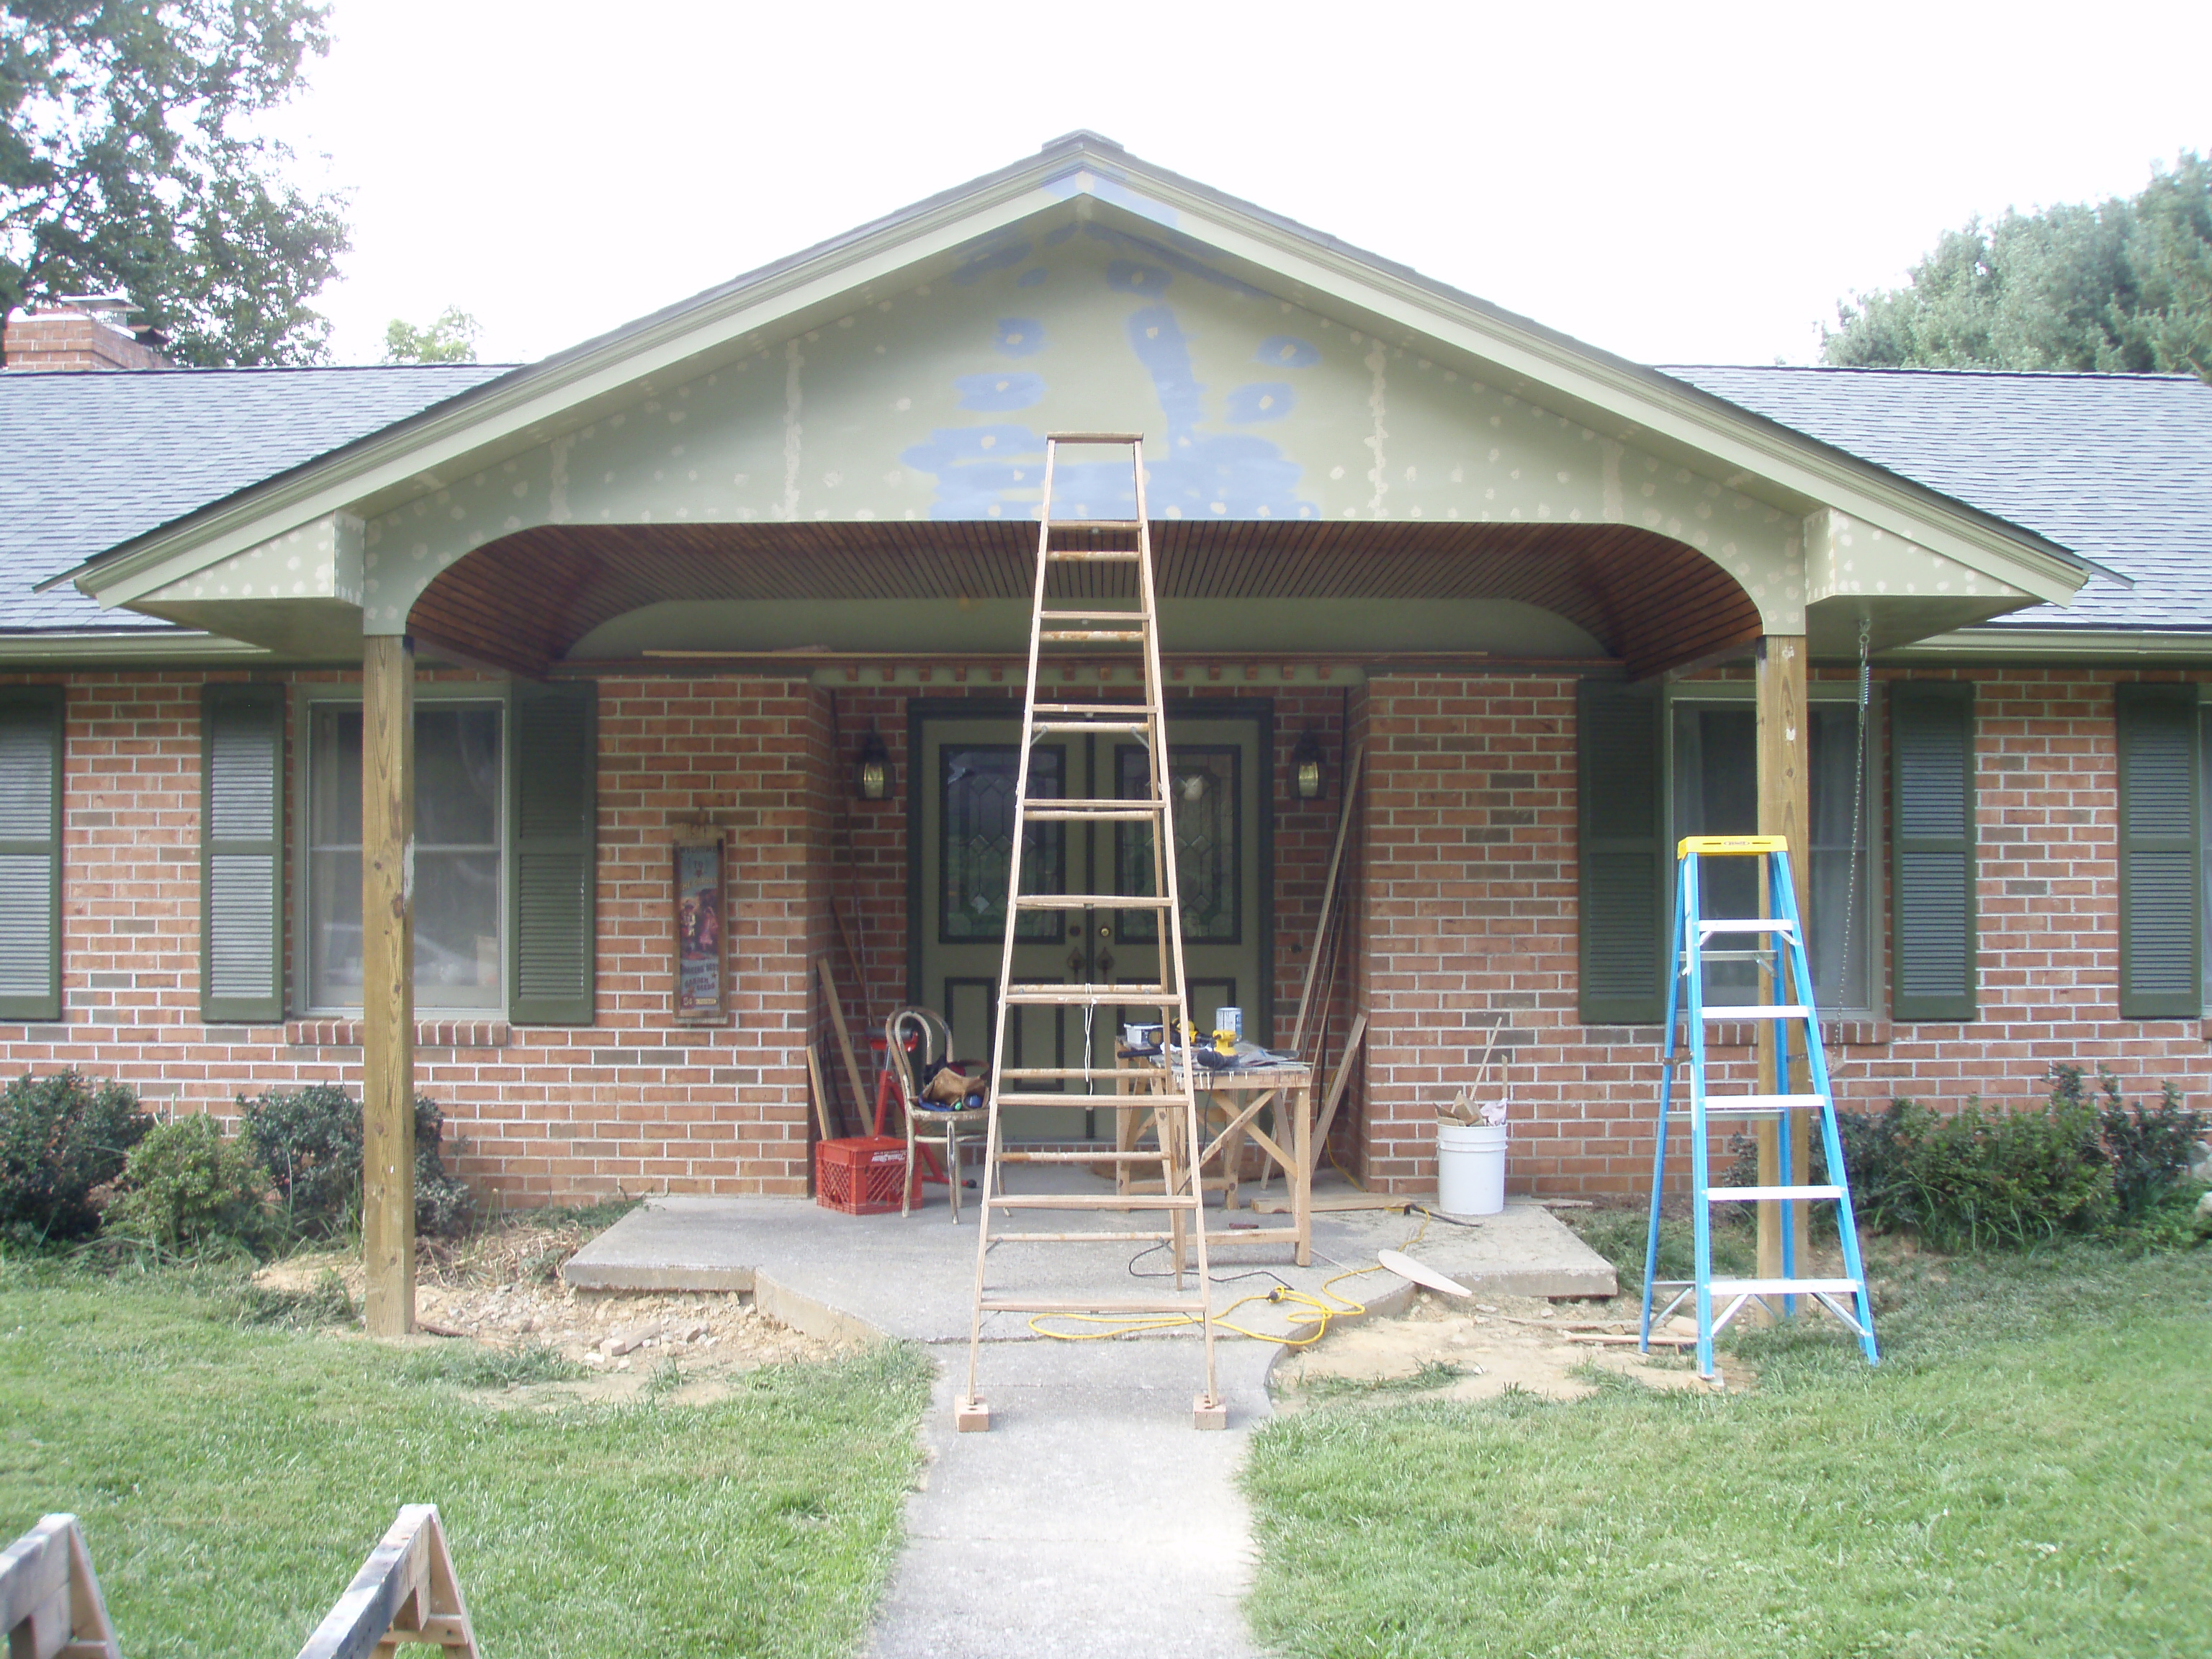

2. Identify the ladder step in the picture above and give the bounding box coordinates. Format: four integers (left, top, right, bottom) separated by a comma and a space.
999, 1149, 1172, 1164
1039, 609, 1151, 622
1030, 703, 1158, 717
1033, 720, 1152, 736
1697, 919, 1799, 937
980, 1296, 1205, 1315
1701, 1005, 1812, 1020
1706, 1184, 1845, 1203
992, 1230, 1181, 1244
1004, 983, 1172, 1004
1705, 1277, 1863, 1298
1001, 1066, 1169, 1081
1045, 548, 1143, 562
1669, 1093, 1828, 1118
989, 1193, 1200, 1211
1046, 434, 1145, 446
1027, 805, 1164, 822
1012, 893, 1172, 909
1041, 630, 1148, 643
993, 1092, 1191, 1108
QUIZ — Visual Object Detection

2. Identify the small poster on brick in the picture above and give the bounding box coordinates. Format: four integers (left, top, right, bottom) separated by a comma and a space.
673, 828, 727, 1023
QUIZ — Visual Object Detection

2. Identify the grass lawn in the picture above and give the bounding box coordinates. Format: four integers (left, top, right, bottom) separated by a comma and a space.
1, 1259, 930, 1658
1244, 1231, 2212, 1659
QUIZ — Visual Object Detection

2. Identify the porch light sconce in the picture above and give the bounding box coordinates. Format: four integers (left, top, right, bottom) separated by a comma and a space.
855, 725, 891, 801
1292, 728, 1326, 802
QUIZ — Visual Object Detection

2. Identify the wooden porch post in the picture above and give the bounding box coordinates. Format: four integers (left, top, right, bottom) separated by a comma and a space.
1754, 635, 1813, 1296
362, 634, 416, 1338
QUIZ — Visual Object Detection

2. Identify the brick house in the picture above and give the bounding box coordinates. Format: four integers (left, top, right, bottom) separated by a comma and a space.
3, 133, 2207, 1210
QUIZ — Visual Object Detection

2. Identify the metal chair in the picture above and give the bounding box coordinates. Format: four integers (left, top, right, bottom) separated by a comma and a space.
884, 1006, 990, 1220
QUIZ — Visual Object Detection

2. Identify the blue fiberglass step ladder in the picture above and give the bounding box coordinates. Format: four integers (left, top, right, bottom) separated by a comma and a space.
1641, 835, 1879, 1382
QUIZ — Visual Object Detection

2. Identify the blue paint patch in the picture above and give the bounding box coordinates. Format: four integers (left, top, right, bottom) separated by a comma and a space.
1042, 222, 1078, 246
900, 425, 1050, 519
994, 318, 1046, 356
954, 372, 1046, 412
1084, 222, 1272, 300
1125, 306, 1202, 429
1223, 382, 1295, 423
1256, 335, 1320, 369
1123, 305, 1312, 518
1016, 267, 1048, 287
1108, 261, 1173, 295
948, 239, 1033, 287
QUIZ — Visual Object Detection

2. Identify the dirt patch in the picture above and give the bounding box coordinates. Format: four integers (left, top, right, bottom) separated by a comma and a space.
1272, 1287, 1750, 1408
253, 1217, 855, 1407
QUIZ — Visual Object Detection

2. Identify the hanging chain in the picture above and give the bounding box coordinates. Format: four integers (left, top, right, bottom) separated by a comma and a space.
1833, 617, 1873, 1020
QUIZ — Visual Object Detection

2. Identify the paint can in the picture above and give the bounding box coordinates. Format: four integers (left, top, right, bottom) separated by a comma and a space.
1213, 1006, 1243, 1040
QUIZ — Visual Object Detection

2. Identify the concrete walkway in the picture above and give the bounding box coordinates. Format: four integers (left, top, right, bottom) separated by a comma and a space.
565, 1186, 1614, 1656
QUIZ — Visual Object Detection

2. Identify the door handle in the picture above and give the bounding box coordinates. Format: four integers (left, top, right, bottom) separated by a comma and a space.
1067, 948, 1085, 978
1098, 948, 1115, 979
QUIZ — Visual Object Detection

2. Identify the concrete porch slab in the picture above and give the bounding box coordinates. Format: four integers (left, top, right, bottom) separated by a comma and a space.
562, 1182, 1616, 1346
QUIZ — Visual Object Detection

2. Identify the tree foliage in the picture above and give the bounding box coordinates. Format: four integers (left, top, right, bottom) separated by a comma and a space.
1, 1, 349, 366
1825, 153, 2212, 380
382, 305, 478, 364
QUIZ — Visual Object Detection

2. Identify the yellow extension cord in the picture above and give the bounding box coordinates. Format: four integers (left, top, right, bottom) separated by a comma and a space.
1028, 1213, 1434, 1349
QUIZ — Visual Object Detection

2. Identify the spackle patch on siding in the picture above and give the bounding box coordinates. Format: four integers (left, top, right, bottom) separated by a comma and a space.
781, 341, 804, 521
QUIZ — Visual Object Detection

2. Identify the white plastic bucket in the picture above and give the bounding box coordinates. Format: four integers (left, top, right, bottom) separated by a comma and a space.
1437, 1121, 1507, 1215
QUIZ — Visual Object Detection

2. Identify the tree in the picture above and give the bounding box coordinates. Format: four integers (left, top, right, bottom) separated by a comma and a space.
1, 1, 349, 367
1824, 153, 2212, 381
382, 306, 479, 364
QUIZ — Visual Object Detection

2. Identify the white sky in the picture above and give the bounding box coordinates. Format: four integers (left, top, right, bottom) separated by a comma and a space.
277, 0, 2212, 370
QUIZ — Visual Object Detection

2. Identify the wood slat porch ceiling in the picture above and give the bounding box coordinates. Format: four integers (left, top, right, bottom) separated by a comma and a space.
407, 519, 1761, 679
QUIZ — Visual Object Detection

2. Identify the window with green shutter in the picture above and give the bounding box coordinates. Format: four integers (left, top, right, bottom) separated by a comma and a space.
1578, 681, 1665, 1024
0, 686, 63, 1022
507, 680, 597, 1025
2115, 684, 2200, 1019
1889, 683, 1977, 1021
201, 684, 285, 1022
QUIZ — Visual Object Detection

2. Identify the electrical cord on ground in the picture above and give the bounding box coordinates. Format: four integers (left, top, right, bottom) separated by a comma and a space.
1027, 1213, 1436, 1348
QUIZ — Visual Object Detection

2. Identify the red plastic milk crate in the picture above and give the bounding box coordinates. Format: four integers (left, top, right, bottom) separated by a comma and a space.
815, 1136, 908, 1215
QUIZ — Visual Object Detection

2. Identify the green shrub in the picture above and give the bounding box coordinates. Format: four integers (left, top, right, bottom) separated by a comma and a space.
2059, 1064, 2210, 1222
104, 1115, 270, 1252
0, 1071, 153, 1244
238, 1085, 473, 1240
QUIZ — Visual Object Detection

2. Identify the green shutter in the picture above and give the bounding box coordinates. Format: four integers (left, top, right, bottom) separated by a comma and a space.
508, 680, 597, 1025
199, 684, 286, 1022
2116, 684, 2201, 1019
1578, 680, 1665, 1024
0, 686, 63, 1022
1890, 683, 1977, 1020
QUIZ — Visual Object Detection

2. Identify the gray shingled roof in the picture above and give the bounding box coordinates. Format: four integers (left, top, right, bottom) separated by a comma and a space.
0, 363, 511, 632
1665, 365, 2212, 632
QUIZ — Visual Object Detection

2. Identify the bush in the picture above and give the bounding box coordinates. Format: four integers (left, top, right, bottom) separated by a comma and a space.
103, 1115, 270, 1253
0, 1071, 153, 1244
1827, 1065, 2207, 1251
238, 1086, 473, 1240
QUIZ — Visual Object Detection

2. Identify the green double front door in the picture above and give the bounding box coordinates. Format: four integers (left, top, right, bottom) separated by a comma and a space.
914, 706, 1269, 1141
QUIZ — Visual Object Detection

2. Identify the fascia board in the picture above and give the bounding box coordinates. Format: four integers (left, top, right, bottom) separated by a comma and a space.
0, 629, 269, 664
70, 139, 2105, 615
1885, 628, 2212, 661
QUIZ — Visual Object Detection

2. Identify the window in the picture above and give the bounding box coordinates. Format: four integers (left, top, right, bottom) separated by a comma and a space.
1668, 694, 1877, 1015
302, 697, 505, 1012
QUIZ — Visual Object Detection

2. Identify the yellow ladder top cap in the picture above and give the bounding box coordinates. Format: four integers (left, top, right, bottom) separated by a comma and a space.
1678, 835, 1789, 857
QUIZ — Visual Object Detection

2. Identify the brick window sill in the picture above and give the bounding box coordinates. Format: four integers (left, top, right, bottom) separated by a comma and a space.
286, 1020, 511, 1050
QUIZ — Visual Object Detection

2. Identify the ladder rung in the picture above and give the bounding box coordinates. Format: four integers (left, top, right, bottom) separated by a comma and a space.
992, 1230, 1180, 1244
999, 1148, 1172, 1163
1686, 949, 1776, 963
1012, 893, 1172, 909
1671, 1093, 1827, 1119
1032, 720, 1152, 736
1046, 434, 1144, 446
1000, 1066, 1172, 1081
1004, 983, 1172, 1004
1702, 1005, 1811, 1020
1041, 630, 1147, 644
993, 1092, 1190, 1108
1707, 1277, 1863, 1297
1697, 920, 1798, 936
989, 1193, 1200, 1211
1706, 1184, 1845, 1203
1039, 609, 1151, 622
1030, 703, 1158, 717
980, 1296, 1204, 1315
1046, 548, 1143, 562
1027, 805, 1163, 822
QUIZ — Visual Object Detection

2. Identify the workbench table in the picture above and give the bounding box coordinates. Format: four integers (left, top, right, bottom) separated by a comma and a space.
1112, 1053, 1316, 1268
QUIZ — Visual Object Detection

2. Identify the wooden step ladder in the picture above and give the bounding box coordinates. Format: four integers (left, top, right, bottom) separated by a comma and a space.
957, 433, 1222, 1432
1641, 835, 1880, 1381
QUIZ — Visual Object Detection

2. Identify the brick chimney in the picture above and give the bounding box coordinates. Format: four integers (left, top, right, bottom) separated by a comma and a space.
3, 295, 171, 371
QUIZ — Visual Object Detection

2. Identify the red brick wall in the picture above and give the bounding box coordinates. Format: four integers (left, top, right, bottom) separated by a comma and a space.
6, 663, 2205, 1208
1353, 665, 2212, 1198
